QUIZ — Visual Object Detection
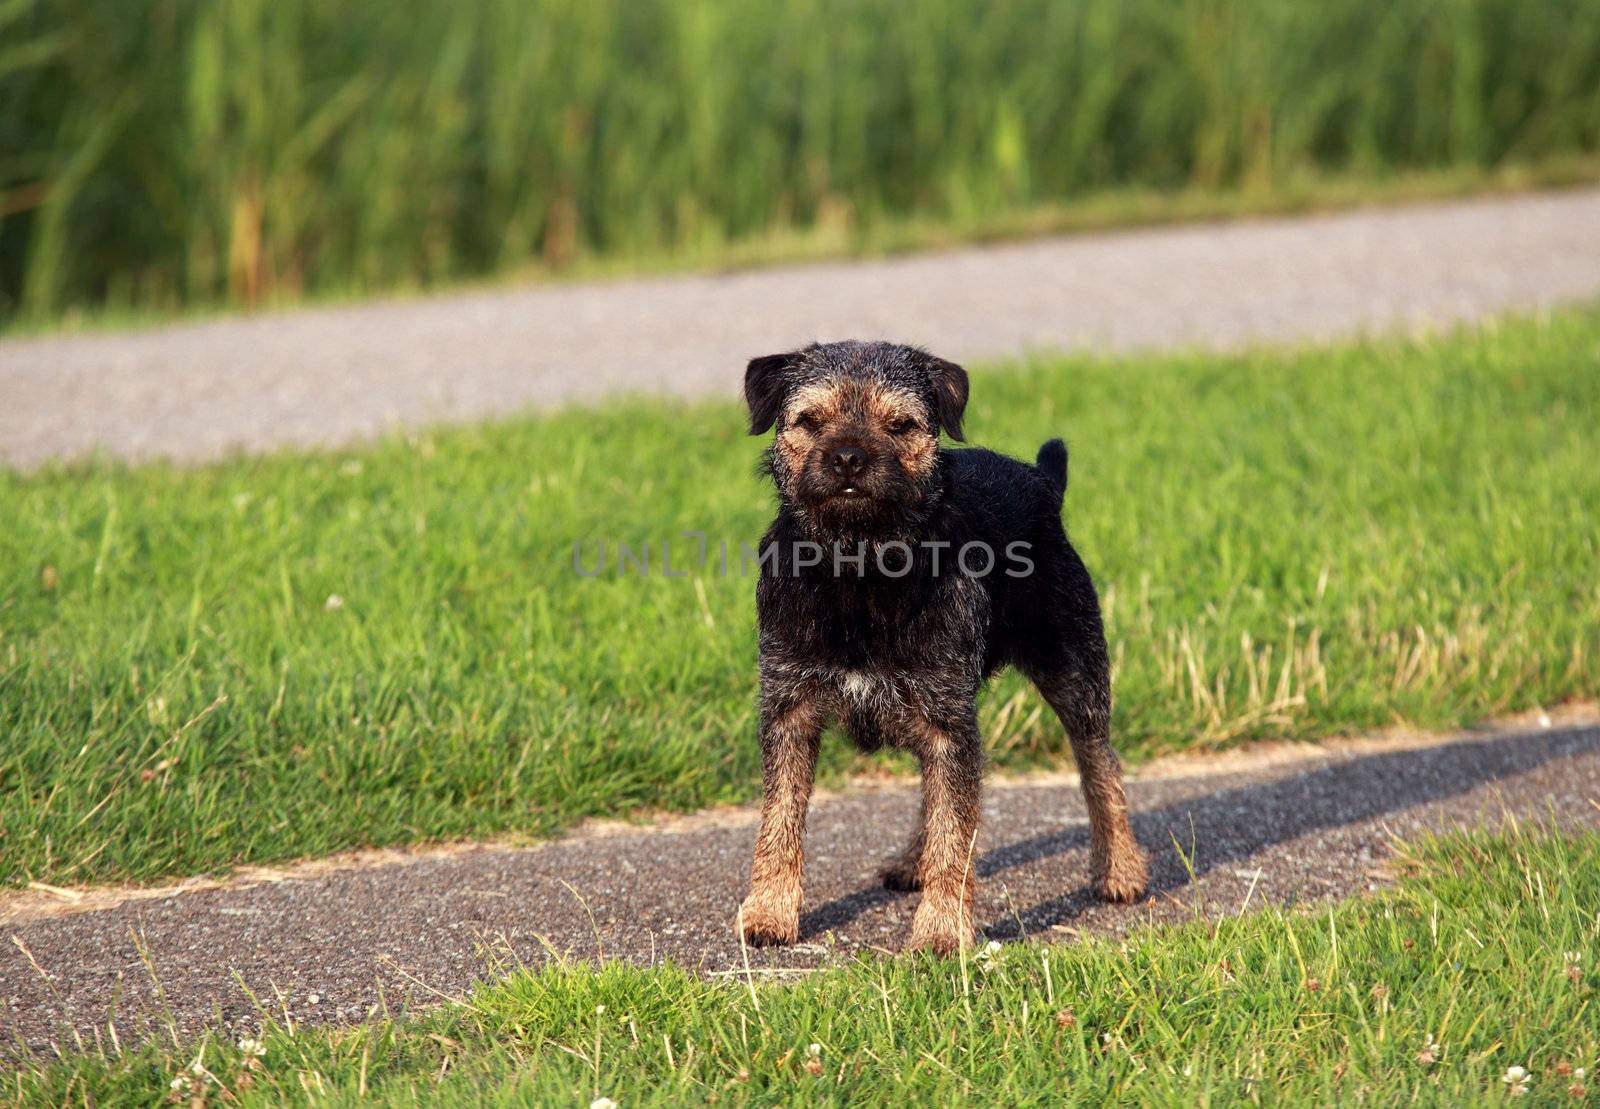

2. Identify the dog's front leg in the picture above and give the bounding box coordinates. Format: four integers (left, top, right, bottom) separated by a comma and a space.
906, 714, 982, 955
738, 691, 824, 947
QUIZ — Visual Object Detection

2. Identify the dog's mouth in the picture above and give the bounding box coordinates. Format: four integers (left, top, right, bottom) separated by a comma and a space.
819, 483, 879, 507
789, 463, 917, 523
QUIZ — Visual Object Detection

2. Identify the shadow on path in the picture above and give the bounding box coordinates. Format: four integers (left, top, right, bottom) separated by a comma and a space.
801, 724, 1599, 941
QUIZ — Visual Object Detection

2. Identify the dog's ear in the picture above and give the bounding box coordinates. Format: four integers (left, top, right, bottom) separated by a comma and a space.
925, 355, 969, 441
745, 351, 800, 435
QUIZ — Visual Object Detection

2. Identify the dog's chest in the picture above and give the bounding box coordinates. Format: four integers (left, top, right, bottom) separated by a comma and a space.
761, 564, 991, 681
831, 666, 900, 714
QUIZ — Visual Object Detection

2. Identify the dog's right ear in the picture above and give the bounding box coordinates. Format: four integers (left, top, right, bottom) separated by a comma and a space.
745, 351, 800, 435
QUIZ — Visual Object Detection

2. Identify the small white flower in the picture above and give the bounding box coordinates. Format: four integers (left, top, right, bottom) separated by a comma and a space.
238, 1036, 266, 1057
595, 1004, 606, 1015
808, 1042, 822, 1057
324, 594, 344, 611
170, 1076, 188, 1091
590, 1099, 618, 1109
1502, 1065, 1531, 1095
190, 1061, 205, 1076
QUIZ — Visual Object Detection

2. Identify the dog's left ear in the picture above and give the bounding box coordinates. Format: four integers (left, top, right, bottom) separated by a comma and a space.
745, 351, 800, 435
925, 355, 969, 441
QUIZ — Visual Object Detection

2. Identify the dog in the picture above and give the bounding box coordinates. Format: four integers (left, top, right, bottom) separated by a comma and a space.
735, 340, 1149, 955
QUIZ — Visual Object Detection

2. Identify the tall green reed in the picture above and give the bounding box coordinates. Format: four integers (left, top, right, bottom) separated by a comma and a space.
2, 0, 1598, 321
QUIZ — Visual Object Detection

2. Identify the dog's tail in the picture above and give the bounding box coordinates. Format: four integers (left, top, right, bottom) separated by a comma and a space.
1035, 438, 1068, 504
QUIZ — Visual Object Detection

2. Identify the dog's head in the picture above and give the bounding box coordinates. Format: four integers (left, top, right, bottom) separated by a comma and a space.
745, 340, 968, 538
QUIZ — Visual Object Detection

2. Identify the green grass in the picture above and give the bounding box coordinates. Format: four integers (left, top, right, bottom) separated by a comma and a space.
14, 827, 1600, 1104
4, 0, 1600, 324
2, 310, 1598, 889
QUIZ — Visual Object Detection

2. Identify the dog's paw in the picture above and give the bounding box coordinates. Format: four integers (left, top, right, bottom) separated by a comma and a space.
737, 898, 798, 947
907, 897, 975, 956
906, 928, 970, 957
1093, 845, 1150, 903
879, 860, 923, 891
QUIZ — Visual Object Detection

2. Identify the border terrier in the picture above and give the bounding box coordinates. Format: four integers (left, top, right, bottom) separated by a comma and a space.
736, 340, 1148, 955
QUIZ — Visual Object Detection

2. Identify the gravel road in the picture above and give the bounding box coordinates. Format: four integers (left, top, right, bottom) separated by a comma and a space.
4, 719, 1596, 1056
4, 189, 1600, 468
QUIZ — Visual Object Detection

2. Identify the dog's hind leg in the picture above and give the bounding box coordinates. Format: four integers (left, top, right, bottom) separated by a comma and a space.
1027, 651, 1149, 903
879, 808, 926, 891
738, 690, 826, 947
838, 707, 926, 891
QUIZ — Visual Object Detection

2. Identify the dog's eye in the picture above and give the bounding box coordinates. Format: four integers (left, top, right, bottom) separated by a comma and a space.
889, 418, 919, 436
792, 412, 820, 432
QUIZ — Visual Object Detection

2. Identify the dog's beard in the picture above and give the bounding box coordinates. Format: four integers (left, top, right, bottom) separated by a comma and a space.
782, 463, 936, 545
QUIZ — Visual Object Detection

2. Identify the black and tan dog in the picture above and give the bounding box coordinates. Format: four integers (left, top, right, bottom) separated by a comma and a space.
737, 340, 1148, 955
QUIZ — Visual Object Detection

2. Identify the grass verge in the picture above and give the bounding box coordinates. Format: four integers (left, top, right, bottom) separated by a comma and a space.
2, 310, 1598, 887
12, 827, 1600, 1104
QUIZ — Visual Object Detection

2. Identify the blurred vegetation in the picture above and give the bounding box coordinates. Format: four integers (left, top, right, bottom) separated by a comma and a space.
2, 0, 1599, 323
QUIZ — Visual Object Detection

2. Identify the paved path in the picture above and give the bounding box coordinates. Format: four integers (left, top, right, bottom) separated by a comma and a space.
4, 719, 1596, 1055
4, 189, 1600, 468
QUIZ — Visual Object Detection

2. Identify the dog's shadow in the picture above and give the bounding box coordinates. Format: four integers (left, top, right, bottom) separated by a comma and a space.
798, 722, 1598, 941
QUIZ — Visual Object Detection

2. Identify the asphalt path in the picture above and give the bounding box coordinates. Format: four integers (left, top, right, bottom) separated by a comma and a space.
4, 718, 1596, 1055
4, 189, 1600, 468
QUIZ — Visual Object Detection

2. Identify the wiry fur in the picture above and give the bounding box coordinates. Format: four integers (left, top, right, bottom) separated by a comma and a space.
737, 339, 1148, 956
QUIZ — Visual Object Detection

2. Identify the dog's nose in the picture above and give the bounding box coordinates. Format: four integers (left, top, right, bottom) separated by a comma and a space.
828, 446, 869, 479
